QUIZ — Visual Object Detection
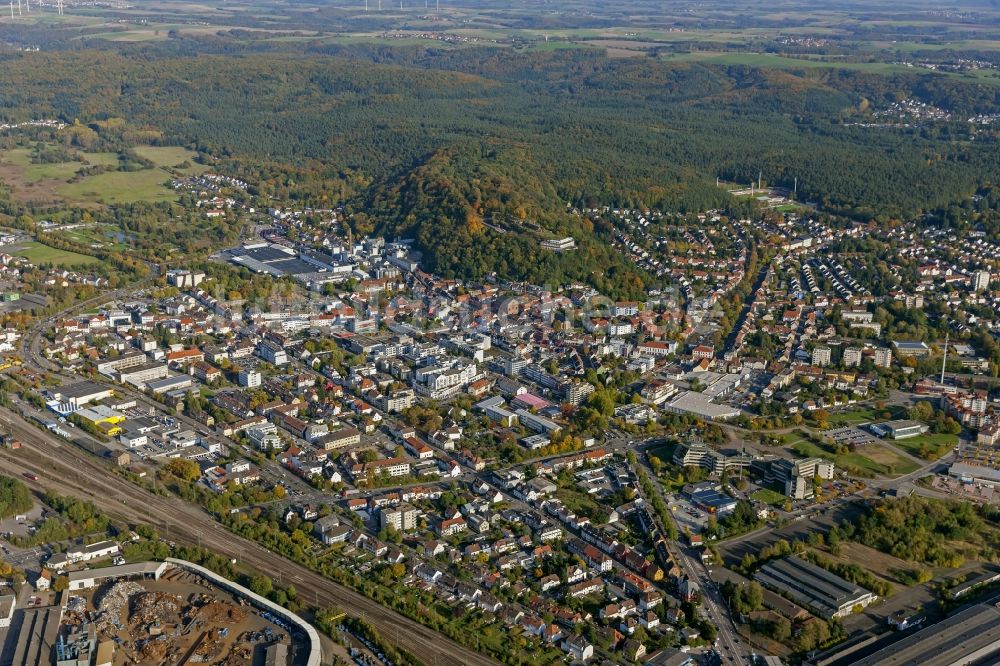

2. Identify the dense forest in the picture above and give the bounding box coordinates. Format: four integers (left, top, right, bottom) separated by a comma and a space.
0, 44, 998, 289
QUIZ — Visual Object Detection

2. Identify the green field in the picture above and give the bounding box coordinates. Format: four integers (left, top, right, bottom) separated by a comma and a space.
53, 224, 130, 252
888, 433, 958, 460
57, 168, 177, 205
0, 146, 185, 205
0, 148, 119, 183
131, 145, 205, 172
663, 51, 919, 73
82, 30, 167, 42
527, 41, 592, 52
14, 241, 99, 267
779, 430, 810, 446
660, 50, 1000, 84
790, 439, 917, 477
750, 488, 787, 506
826, 405, 906, 427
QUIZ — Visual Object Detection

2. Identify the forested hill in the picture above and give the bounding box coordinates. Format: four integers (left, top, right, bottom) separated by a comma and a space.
360, 145, 654, 297
0, 45, 998, 293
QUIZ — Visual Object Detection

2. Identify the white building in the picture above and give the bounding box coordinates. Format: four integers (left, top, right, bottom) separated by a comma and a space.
812, 346, 832, 367
873, 347, 892, 369
166, 269, 206, 289
257, 340, 288, 366
379, 503, 420, 532
238, 369, 262, 388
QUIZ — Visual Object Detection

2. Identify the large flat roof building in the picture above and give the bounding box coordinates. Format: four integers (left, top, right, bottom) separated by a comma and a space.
892, 340, 931, 357
754, 556, 876, 618
8, 605, 61, 666
869, 419, 929, 440
51, 381, 113, 410
663, 391, 741, 421
67, 561, 166, 591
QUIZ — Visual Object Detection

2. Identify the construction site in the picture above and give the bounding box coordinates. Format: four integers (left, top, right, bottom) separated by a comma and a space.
3, 560, 318, 666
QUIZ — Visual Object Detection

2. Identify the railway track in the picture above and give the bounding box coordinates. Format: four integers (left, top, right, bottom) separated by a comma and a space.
0, 409, 497, 666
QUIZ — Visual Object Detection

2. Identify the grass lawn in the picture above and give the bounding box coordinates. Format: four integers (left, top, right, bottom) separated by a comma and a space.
889, 433, 958, 460
661, 51, 910, 72
861, 445, 920, 475
58, 168, 177, 204
0, 146, 183, 205
791, 440, 827, 458
826, 405, 906, 427
791, 439, 915, 477
780, 430, 809, 446
661, 50, 1000, 85
527, 41, 593, 52
750, 488, 787, 506
82, 30, 167, 41
555, 487, 605, 523
14, 241, 99, 267
54, 224, 130, 252
773, 203, 806, 213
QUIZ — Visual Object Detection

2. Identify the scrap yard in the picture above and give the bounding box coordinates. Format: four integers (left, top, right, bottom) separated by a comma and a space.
63, 567, 295, 665
4, 560, 313, 666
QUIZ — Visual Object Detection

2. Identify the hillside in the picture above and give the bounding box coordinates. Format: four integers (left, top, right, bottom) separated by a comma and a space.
363, 145, 652, 297
0, 46, 997, 292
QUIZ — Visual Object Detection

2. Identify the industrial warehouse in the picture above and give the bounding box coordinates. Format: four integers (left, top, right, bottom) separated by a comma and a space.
754, 556, 877, 619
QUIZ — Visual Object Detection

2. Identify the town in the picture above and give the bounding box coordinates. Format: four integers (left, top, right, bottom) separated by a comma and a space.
0, 162, 997, 666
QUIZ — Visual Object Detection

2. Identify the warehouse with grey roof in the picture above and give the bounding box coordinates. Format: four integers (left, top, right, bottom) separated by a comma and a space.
754, 555, 876, 618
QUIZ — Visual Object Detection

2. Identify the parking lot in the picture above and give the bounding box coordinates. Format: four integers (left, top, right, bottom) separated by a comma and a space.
826, 426, 879, 447
665, 494, 710, 533
0, 502, 45, 539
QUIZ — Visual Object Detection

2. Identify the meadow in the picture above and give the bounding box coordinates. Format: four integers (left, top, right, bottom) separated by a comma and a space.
0, 145, 202, 206
13, 241, 100, 267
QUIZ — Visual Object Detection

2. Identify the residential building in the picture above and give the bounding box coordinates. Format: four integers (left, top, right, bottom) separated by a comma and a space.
973, 270, 992, 292
812, 346, 831, 367
257, 340, 288, 366
238, 369, 262, 388
843, 347, 863, 368
873, 347, 892, 368
380, 503, 420, 532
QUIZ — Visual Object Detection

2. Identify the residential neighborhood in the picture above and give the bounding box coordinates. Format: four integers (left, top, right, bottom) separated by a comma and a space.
1, 168, 999, 666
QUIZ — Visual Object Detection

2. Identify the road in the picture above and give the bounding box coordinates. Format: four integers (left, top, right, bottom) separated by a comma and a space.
0, 406, 497, 666
630, 455, 748, 665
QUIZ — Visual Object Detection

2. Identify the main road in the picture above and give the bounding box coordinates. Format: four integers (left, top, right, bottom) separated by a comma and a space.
630, 453, 749, 664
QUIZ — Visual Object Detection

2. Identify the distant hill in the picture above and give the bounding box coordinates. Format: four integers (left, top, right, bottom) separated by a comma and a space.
0, 46, 997, 293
